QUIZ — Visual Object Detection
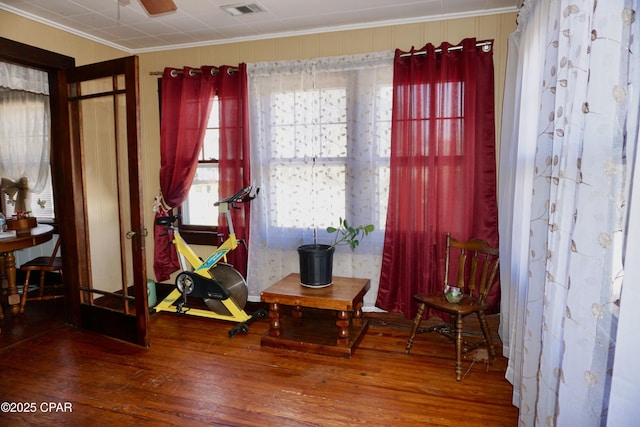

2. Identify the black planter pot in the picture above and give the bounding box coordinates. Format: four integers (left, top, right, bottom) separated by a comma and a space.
297, 244, 335, 287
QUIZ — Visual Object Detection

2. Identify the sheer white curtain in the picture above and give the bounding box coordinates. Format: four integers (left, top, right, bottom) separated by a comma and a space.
498, 0, 550, 406
499, 0, 639, 425
246, 52, 393, 306
0, 62, 51, 212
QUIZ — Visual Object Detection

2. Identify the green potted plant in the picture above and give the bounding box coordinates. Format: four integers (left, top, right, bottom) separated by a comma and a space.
298, 218, 374, 287
327, 218, 375, 250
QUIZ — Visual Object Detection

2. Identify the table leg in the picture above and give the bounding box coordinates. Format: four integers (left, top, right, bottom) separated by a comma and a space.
292, 305, 303, 318
291, 305, 304, 327
336, 310, 351, 345
352, 301, 364, 325
4, 251, 19, 315
268, 302, 282, 337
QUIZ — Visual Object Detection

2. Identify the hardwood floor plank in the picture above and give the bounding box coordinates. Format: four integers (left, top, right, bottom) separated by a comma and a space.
1, 306, 518, 426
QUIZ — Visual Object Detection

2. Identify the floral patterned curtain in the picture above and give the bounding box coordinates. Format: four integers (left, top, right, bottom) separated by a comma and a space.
498, 0, 639, 424
245, 52, 393, 303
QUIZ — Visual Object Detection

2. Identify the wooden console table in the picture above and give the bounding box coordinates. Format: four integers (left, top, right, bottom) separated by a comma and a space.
260, 273, 370, 357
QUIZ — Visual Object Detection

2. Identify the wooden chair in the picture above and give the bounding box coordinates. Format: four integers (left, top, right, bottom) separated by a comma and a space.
19, 236, 63, 314
405, 233, 500, 381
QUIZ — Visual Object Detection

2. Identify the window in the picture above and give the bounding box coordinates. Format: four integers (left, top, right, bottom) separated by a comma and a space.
269, 84, 392, 234
178, 97, 221, 244
270, 88, 349, 229
0, 65, 55, 221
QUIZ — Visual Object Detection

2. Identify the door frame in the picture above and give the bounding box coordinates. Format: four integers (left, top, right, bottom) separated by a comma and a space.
0, 37, 149, 345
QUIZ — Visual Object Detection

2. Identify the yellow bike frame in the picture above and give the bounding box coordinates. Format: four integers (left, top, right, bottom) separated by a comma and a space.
173, 230, 237, 278
153, 190, 252, 323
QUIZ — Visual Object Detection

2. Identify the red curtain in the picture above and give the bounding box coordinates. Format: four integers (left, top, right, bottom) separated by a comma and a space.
153, 65, 250, 281
376, 38, 499, 319
217, 64, 251, 277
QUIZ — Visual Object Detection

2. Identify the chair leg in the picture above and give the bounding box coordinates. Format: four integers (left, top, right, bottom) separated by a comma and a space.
477, 310, 496, 360
405, 303, 426, 354
38, 271, 47, 298
454, 314, 463, 381
20, 271, 33, 314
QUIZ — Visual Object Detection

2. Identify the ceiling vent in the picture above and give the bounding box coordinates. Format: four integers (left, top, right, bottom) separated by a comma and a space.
221, 3, 265, 16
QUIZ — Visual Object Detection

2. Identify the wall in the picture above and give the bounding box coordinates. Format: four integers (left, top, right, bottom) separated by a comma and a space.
1, 9, 517, 292
0, 10, 126, 65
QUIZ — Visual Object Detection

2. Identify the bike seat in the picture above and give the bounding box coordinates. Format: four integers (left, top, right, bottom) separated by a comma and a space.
155, 215, 178, 226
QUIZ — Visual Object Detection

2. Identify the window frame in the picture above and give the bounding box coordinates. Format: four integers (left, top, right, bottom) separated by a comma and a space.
178, 158, 221, 246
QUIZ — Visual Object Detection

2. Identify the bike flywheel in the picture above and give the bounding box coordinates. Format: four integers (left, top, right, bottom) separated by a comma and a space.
204, 264, 248, 315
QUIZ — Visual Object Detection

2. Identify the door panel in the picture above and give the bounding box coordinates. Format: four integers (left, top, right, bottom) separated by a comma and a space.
0, 38, 147, 344
67, 56, 149, 346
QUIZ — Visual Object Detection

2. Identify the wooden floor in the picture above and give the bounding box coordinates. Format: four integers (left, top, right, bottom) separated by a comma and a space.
0, 298, 518, 426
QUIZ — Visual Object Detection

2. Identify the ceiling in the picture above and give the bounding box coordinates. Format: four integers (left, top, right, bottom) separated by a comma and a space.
0, 0, 521, 53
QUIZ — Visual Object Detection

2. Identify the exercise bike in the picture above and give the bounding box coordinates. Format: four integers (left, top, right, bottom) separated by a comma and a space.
153, 186, 266, 337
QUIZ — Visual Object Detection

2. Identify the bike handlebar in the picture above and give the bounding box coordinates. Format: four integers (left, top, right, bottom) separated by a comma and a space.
154, 186, 257, 230
214, 185, 257, 206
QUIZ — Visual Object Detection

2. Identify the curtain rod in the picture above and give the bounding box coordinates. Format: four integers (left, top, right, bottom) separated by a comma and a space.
399, 41, 492, 57
149, 67, 238, 77
150, 41, 492, 74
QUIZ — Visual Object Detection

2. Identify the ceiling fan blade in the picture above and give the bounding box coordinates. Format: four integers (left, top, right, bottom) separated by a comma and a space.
140, 0, 177, 15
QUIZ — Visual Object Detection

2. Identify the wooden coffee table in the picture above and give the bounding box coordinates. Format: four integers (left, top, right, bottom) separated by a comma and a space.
260, 273, 370, 357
